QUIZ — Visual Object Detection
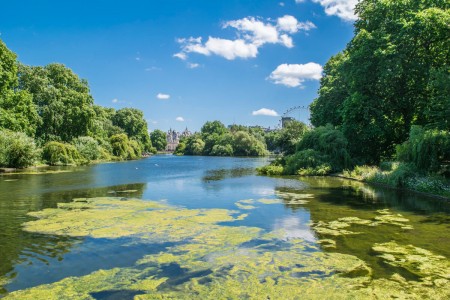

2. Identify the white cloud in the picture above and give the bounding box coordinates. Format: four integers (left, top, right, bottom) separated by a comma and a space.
156, 93, 170, 100
145, 66, 161, 71
188, 63, 200, 69
295, 0, 306, 3
173, 52, 187, 60
175, 16, 315, 60
175, 117, 185, 122
112, 98, 118, 103
269, 63, 323, 88
310, 0, 358, 21
279, 2, 285, 6
252, 108, 279, 117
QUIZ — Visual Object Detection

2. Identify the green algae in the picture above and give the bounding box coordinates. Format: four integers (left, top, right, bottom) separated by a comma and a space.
235, 202, 257, 210
311, 209, 414, 237
276, 191, 314, 205
372, 241, 450, 280
22, 197, 246, 242
6, 196, 450, 299
257, 198, 282, 204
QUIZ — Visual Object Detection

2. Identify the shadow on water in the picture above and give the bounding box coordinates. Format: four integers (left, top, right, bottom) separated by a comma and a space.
274, 177, 450, 279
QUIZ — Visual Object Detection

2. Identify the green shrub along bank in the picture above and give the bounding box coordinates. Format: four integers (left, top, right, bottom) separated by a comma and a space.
0, 130, 39, 168
258, 125, 351, 176
0, 38, 156, 168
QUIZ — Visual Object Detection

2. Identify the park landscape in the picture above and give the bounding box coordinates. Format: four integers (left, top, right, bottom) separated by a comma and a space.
0, 0, 449, 299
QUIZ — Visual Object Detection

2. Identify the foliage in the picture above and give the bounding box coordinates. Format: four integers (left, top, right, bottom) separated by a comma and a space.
112, 108, 152, 152
343, 163, 450, 198
71, 136, 101, 162
296, 124, 351, 171
231, 131, 267, 156
42, 141, 81, 166
18, 63, 96, 142
256, 165, 284, 176
201, 120, 227, 137
173, 141, 186, 156
396, 126, 450, 174
310, 0, 450, 164
184, 135, 205, 156
310, 51, 349, 127
110, 133, 141, 160
277, 121, 309, 155
150, 129, 167, 151
0, 40, 40, 137
210, 144, 233, 156
0, 129, 39, 168
284, 149, 332, 176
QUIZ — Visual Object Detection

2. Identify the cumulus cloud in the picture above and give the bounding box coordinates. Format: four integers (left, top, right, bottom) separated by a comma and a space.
309, 0, 358, 21
175, 16, 315, 60
269, 63, 323, 88
156, 93, 170, 100
175, 117, 185, 122
252, 108, 279, 117
112, 98, 119, 103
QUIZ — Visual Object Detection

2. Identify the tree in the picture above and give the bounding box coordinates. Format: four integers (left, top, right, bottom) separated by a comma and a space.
0, 40, 40, 136
201, 121, 227, 137
18, 63, 95, 142
309, 52, 349, 127
277, 121, 309, 155
150, 129, 167, 151
112, 108, 152, 151
231, 131, 267, 156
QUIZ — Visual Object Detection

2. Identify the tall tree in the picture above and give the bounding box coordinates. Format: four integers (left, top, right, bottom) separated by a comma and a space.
0, 40, 39, 136
112, 108, 152, 151
150, 129, 167, 151
18, 63, 95, 142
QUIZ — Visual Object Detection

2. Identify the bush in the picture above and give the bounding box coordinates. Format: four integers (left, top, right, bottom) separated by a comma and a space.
396, 126, 450, 174
296, 124, 351, 171
284, 149, 332, 176
210, 144, 233, 156
257, 165, 284, 176
42, 141, 81, 166
72, 136, 101, 162
0, 129, 39, 168
110, 134, 143, 160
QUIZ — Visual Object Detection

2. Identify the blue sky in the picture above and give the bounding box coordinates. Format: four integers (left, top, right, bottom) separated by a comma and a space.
1, 0, 356, 132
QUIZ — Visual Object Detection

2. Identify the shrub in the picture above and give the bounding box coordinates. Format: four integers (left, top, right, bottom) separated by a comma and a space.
257, 165, 284, 176
0, 129, 39, 168
284, 149, 332, 176
42, 141, 81, 166
396, 126, 450, 174
210, 144, 234, 156
71, 136, 101, 162
296, 124, 351, 171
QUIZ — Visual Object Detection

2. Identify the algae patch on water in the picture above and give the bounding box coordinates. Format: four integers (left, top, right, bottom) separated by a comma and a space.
23, 197, 247, 242
312, 209, 414, 237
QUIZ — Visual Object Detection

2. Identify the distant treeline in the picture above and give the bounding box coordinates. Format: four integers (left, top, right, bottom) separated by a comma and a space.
0, 39, 156, 168
174, 120, 307, 157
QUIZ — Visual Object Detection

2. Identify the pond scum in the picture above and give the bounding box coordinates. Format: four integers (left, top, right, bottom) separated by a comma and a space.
2, 196, 450, 299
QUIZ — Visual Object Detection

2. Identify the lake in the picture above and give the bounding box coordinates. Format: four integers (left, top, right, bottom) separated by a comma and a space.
1, 155, 449, 299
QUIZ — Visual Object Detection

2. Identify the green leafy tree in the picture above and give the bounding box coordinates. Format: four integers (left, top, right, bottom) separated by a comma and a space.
18, 63, 95, 142
71, 136, 101, 162
112, 108, 152, 151
150, 129, 167, 151
277, 121, 309, 155
231, 131, 267, 156
0, 40, 40, 136
309, 52, 349, 127
201, 120, 227, 137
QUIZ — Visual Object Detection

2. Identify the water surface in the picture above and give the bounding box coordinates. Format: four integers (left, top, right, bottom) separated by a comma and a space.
1, 155, 449, 298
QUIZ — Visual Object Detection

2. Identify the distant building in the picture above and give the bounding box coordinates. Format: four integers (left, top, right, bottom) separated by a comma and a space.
165, 127, 192, 152
281, 117, 295, 128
